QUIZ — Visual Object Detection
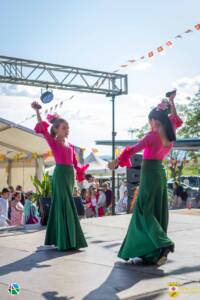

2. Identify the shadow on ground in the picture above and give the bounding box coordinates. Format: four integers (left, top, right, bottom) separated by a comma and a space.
42, 291, 74, 300
83, 261, 200, 300
82, 262, 161, 300
0, 247, 83, 276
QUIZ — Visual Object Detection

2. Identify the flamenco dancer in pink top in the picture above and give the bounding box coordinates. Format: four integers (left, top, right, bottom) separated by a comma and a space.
32, 101, 89, 251
109, 90, 183, 265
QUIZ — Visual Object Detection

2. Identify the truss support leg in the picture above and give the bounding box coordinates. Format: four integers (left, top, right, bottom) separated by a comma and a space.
111, 94, 116, 215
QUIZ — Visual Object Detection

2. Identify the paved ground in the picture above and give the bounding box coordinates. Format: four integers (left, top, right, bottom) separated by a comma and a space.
0, 209, 200, 300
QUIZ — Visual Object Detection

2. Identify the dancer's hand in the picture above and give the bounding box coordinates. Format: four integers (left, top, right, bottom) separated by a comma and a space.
108, 159, 119, 170
31, 101, 42, 110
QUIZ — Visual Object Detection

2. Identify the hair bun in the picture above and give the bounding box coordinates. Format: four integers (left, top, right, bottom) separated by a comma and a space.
47, 113, 60, 124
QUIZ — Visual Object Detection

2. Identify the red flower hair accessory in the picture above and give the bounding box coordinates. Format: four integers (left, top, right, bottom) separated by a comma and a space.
156, 99, 170, 115
47, 113, 60, 124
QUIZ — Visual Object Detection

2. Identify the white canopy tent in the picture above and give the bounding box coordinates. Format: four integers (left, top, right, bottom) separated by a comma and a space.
0, 117, 51, 190
46, 152, 111, 176
85, 152, 126, 175
84, 152, 109, 174
46, 151, 126, 176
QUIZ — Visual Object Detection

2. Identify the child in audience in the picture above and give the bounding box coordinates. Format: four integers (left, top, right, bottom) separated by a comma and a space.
11, 192, 24, 226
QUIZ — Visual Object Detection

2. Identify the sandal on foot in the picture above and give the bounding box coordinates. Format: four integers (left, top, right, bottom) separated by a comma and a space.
157, 255, 167, 266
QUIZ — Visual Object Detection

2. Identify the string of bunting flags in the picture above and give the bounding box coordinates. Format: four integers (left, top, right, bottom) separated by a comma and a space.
113, 23, 200, 72
18, 22, 200, 133
0, 147, 85, 163
20, 95, 75, 124
0, 151, 53, 162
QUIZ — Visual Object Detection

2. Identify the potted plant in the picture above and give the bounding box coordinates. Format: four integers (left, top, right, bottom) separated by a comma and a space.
31, 172, 52, 225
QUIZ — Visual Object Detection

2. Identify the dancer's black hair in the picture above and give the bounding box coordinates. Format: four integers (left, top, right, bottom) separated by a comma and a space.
148, 108, 176, 142
49, 117, 67, 138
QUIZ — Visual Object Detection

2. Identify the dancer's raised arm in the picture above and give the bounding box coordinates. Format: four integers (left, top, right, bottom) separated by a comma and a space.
31, 101, 42, 123
168, 91, 177, 115
31, 101, 56, 149
167, 92, 183, 129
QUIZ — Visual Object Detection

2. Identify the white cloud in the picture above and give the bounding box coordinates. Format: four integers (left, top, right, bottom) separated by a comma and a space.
128, 61, 152, 72
0, 83, 40, 97
173, 75, 200, 101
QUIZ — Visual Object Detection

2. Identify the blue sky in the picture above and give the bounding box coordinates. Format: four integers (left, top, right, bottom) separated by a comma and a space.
0, 0, 200, 154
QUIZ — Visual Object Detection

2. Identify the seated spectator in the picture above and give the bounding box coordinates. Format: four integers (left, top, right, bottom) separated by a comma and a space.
88, 186, 98, 216
81, 188, 87, 205
119, 180, 127, 201
8, 186, 15, 220
0, 188, 11, 227
94, 179, 100, 190
85, 186, 98, 218
16, 185, 25, 205
116, 190, 128, 213
96, 188, 106, 217
11, 192, 24, 226
83, 174, 95, 189
103, 182, 112, 213
24, 190, 39, 224
73, 187, 85, 218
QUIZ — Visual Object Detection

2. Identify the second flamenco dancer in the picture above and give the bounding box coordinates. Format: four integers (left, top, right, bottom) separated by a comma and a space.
109, 90, 183, 265
32, 101, 89, 251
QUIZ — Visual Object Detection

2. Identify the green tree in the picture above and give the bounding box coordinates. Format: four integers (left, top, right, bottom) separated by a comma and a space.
135, 123, 149, 139
178, 90, 200, 138
167, 150, 188, 181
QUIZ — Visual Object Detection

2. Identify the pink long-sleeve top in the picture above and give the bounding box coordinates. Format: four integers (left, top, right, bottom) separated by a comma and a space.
34, 121, 89, 182
118, 113, 183, 168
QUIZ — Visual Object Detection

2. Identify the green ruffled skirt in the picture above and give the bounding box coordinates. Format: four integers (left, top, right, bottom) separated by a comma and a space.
45, 164, 87, 250
118, 160, 174, 264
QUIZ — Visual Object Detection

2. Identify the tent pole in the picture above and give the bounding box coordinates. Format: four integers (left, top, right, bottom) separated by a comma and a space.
7, 159, 12, 186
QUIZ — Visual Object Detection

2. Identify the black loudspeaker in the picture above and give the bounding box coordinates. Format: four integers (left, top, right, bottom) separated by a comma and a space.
126, 154, 142, 184
130, 155, 143, 168
127, 168, 141, 183
126, 154, 142, 212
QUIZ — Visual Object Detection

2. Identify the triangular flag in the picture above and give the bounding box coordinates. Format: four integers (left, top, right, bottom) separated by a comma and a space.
157, 46, 164, 53
166, 41, 173, 47
195, 24, 200, 30
128, 59, 136, 63
148, 51, 154, 58
175, 35, 182, 38
185, 29, 192, 33
92, 148, 98, 153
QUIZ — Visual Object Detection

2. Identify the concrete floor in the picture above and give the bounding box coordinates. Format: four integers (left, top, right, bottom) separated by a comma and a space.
0, 210, 200, 300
